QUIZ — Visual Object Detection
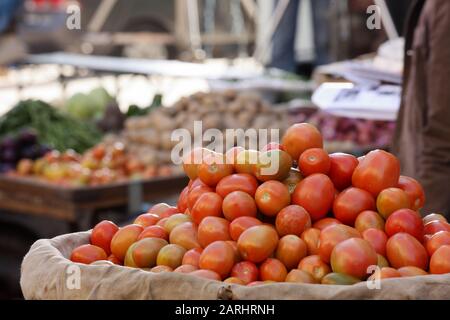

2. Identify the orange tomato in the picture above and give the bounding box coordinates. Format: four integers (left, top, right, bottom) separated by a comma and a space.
197, 153, 234, 187
429, 245, 450, 274
138, 225, 169, 241
275, 235, 307, 270
235, 149, 259, 175
281, 123, 323, 160
156, 244, 186, 269
376, 187, 411, 219
169, 222, 201, 250
254, 180, 291, 217
190, 269, 221, 281
197, 217, 231, 248
351, 149, 400, 197
229, 216, 263, 241
354, 210, 385, 233
134, 213, 160, 228
182, 147, 212, 180
222, 191, 257, 221
182, 248, 203, 267
368, 267, 401, 280
301, 227, 321, 255
426, 231, 450, 256
397, 266, 428, 277
199, 241, 235, 279
285, 269, 316, 283
110, 224, 143, 261
298, 255, 331, 282
260, 258, 288, 282
237, 225, 279, 263
254, 150, 293, 182
174, 264, 198, 273
223, 277, 245, 285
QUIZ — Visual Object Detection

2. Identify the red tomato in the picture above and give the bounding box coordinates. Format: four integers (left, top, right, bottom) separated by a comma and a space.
281, 123, 323, 160
376, 187, 411, 219
110, 224, 144, 261
397, 266, 428, 277
328, 153, 358, 190
354, 210, 385, 233
362, 228, 388, 256
169, 222, 201, 250
260, 258, 287, 282
253, 150, 293, 182
318, 224, 361, 263
222, 191, 257, 221
385, 209, 424, 241
191, 192, 223, 225
429, 245, 450, 274
148, 203, 178, 218
330, 238, 378, 279
199, 241, 235, 279
312, 218, 342, 230
254, 180, 291, 217
187, 185, 213, 210
275, 205, 311, 237
298, 255, 331, 282
292, 173, 335, 221
386, 233, 428, 270
90, 220, 119, 255
275, 235, 307, 270
426, 231, 450, 256
423, 220, 450, 236
229, 216, 263, 241
134, 213, 160, 228
107, 254, 121, 265
301, 228, 321, 255
237, 225, 279, 263
351, 149, 400, 197
182, 248, 203, 267
197, 216, 231, 248
138, 225, 169, 241
215, 173, 258, 198
189, 177, 207, 190
262, 142, 285, 152
333, 187, 375, 226
197, 153, 234, 187
174, 265, 198, 273
397, 176, 425, 211
177, 186, 189, 213
71, 244, 107, 264
298, 148, 330, 176
231, 261, 259, 284
226, 240, 241, 263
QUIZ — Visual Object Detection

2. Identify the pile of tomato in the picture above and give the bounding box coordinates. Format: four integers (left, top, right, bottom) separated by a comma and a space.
70, 123, 450, 286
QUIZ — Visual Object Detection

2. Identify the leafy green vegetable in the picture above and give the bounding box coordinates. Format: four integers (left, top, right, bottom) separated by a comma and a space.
0, 100, 102, 153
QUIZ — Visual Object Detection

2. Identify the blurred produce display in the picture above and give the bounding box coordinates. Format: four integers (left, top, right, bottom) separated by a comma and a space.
0, 100, 102, 153
65, 87, 114, 121
12, 142, 179, 187
0, 129, 51, 173
290, 109, 396, 154
120, 90, 290, 167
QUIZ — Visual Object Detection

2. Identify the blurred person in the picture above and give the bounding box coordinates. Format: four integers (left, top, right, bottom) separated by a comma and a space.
393, 0, 450, 218
0, 0, 26, 65
268, 0, 331, 72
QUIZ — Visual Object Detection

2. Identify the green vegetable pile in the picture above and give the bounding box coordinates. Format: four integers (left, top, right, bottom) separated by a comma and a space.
0, 100, 102, 153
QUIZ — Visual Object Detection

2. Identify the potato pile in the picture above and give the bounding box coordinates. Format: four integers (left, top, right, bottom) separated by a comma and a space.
121, 90, 290, 168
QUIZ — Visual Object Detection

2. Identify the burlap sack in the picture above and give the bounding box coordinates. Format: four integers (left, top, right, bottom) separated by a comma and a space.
20, 231, 450, 300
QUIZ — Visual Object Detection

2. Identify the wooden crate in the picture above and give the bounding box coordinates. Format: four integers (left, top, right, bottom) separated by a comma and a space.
0, 174, 189, 230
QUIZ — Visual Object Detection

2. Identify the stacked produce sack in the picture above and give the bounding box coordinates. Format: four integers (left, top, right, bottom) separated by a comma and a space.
69, 122, 450, 285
